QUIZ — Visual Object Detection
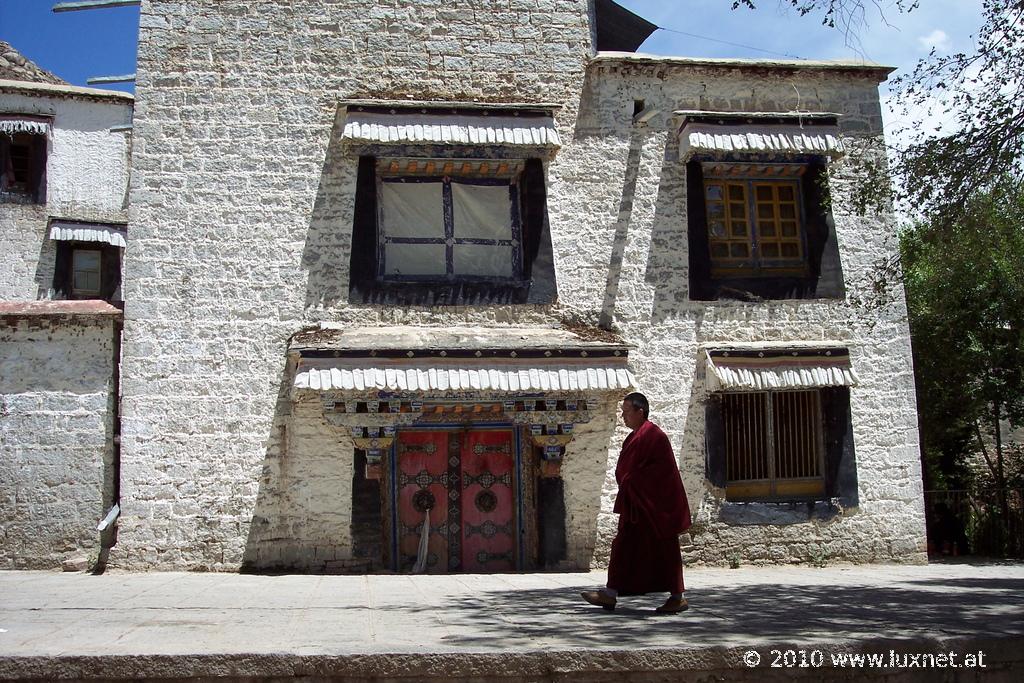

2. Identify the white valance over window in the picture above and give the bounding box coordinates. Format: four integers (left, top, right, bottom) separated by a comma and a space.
343, 110, 561, 148
49, 221, 127, 248
705, 345, 858, 392
0, 117, 50, 136
678, 111, 845, 160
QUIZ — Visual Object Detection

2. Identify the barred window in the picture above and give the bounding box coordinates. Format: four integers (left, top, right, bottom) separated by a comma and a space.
721, 390, 825, 501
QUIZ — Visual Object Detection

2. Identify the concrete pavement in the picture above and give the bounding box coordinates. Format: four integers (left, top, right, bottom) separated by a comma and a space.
1, 560, 1022, 681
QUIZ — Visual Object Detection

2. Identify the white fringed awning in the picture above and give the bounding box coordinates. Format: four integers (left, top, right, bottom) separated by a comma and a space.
343, 111, 561, 148
676, 111, 844, 160
705, 346, 857, 392
294, 361, 635, 393
0, 117, 50, 136
49, 221, 127, 248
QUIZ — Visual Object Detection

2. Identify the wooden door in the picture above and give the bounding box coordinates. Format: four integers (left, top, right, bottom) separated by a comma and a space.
395, 428, 517, 573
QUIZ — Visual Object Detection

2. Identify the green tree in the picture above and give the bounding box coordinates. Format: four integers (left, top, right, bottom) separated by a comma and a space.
900, 179, 1024, 514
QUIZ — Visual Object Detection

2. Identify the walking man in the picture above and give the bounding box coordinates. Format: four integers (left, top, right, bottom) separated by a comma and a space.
581, 392, 691, 613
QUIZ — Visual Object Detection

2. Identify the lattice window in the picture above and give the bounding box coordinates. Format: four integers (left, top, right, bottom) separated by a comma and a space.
703, 164, 807, 278
721, 390, 825, 501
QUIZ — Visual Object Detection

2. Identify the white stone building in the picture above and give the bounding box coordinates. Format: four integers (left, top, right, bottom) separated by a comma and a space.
1, 1, 927, 572
0, 54, 133, 569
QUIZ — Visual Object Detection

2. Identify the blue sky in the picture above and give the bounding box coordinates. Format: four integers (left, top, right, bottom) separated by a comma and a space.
0, 0, 983, 99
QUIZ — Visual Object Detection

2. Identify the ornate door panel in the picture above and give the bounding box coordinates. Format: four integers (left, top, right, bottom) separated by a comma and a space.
461, 429, 516, 572
394, 428, 517, 573
396, 430, 451, 573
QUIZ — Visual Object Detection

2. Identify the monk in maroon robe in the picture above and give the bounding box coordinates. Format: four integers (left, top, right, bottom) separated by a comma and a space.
581, 392, 691, 613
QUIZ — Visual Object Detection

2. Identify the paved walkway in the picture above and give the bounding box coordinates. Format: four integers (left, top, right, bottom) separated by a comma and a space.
1, 560, 1022, 681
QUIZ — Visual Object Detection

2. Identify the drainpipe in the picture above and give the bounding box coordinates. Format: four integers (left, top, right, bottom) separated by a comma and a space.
95, 315, 122, 571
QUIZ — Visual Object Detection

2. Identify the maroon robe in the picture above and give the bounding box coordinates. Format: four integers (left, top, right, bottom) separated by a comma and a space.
607, 419, 691, 595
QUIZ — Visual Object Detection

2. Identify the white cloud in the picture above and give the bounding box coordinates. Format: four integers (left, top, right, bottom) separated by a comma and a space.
917, 29, 952, 53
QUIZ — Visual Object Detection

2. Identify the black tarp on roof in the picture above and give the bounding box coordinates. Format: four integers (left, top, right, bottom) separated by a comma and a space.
594, 0, 658, 52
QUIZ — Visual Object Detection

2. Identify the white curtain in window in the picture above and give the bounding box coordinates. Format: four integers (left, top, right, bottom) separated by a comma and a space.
455, 244, 513, 277
380, 181, 445, 239
384, 243, 447, 276
451, 182, 512, 240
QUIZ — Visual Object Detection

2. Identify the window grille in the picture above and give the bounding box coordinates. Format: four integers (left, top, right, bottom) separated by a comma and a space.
722, 390, 825, 500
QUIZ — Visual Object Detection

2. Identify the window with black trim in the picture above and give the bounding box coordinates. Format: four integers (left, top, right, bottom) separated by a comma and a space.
0, 129, 47, 204
705, 386, 858, 507
53, 241, 122, 303
377, 158, 524, 282
349, 155, 555, 305
687, 158, 845, 301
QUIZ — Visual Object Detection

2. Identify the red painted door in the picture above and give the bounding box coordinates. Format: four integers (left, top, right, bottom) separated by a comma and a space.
461, 429, 516, 572
396, 430, 450, 573
395, 428, 516, 573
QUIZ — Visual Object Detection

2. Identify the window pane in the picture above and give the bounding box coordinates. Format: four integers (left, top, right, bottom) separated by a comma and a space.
777, 185, 795, 201
705, 184, 723, 201
760, 224, 776, 237
779, 204, 796, 219
730, 243, 749, 258
731, 221, 747, 237
708, 203, 725, 218
380, 181, 445, 239
728, 185, 744, 201
757, 204, 775, 220
772, 390, 822, 480
729, 201, 746, 218
781, 243, 799, 258
454, 244, 513, 277
710, 243, 729, 257
383, 243, 447, 276
755, 185, 773, 201
780, 221, 798, 236
451, 181, 513, 241
72, 249, 102, 294
761, 244, 779, 257
709, 220, 727, 237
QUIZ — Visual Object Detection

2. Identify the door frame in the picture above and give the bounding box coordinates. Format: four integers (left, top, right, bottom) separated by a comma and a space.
388, 422, 524, 572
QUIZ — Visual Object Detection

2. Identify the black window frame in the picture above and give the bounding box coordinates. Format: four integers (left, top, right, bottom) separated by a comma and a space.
53, 239, 123, 304
687, 155, 845, 301
375, 165, 525, 284
706, 386, 858, 511
349, 154, 557, 305
0, 126, 48, 205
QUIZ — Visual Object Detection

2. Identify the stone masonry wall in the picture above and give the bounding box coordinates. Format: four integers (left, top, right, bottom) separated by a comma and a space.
117, 0, 596, 569
0, 87, 132, 300
119, 0, 925, 570
0, 313, 118, 569
567, 59, 926, 566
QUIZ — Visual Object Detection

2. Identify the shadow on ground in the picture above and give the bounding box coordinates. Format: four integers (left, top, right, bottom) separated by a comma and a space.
397, 575, 1024, 649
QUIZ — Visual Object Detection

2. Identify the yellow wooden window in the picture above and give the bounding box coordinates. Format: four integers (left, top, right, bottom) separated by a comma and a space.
722, 390, 825, 501
704, 177, 806, 277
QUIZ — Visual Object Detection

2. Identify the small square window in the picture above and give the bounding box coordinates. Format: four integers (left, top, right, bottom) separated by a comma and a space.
0, 129, 47, 204
376, 158, 524, 282
703, 174, 806, 278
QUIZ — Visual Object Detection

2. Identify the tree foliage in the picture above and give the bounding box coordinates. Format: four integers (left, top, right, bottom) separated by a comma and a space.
901, 179, 1024, 489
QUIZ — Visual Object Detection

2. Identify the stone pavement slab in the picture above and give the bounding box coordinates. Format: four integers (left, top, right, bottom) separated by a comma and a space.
0, 561, 1022, 681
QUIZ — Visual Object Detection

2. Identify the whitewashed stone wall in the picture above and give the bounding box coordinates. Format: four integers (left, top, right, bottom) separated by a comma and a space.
0, 81, 132, 300
0, 307, 119, 569
567, 58, 926, 566
118, 0, 595, 570
118, 0, 925, 570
